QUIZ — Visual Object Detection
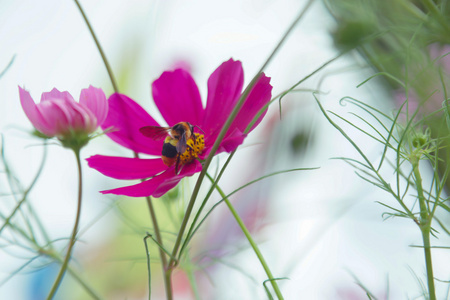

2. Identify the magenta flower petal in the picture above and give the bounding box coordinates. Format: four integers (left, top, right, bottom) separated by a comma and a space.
40, 88, 75, 103
18, 87, 54, 136
202, 59, 244, 140
202, 127, 246, 157
152, 160, 202, 197
152, 69, 204, 126
227, 73, 272, 134
79, 85, 108, 127
87, 155, 167, 179
102, 93, 162, 155
100, 160, 202, 197
88, 58, 273, 198
217, 128, 246, 154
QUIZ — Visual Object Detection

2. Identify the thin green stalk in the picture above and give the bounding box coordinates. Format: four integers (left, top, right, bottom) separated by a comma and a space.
421, 228, 436, 300
178, 151, 236, 260
73, 0, 118, 93
180, 52, 336, 259
166, 0, 315, 275
45, 250, 102, 300
400, 0, 428, 22
412, 158, 436, 300
145, 196, 172, 300
166, 75, 258, 271
422, 0, 450, 33
212, 179, 283, 299
46, 149, 83, 299
0, 140, 47, 235
412, 158, 429, 224
143, 234, 152, 300
72, 1, 171, 297
0, 148, 99, 299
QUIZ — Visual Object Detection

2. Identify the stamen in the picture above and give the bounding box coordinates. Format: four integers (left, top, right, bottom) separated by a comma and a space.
179, 133, 205, 165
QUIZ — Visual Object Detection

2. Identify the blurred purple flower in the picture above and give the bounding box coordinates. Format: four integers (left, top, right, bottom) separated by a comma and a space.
392, 89, 419, 116
428, 43, 450, 72
393, 43, 450, 117
88, 58, 272, 198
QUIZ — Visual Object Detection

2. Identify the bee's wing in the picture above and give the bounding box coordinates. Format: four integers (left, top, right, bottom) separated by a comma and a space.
176, 133, 187, 154
139, 126, 170, 140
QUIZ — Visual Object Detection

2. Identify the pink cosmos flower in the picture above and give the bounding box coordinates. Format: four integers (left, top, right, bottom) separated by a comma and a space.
18, 86, 108, 142
87, 58, 272, 197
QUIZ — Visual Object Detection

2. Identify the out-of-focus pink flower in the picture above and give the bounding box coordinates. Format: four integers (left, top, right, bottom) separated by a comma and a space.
88, 58, 272, 198
19, 85, 108, 141
393, 43, 450, 118
429, 43, 450, 72
392, 89, 419, 115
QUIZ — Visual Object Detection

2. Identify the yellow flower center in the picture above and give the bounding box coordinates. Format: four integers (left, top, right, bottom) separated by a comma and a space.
179, 133, 205, 165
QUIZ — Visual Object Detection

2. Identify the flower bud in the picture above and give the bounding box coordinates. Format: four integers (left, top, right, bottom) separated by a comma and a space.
19, 85, 108, 149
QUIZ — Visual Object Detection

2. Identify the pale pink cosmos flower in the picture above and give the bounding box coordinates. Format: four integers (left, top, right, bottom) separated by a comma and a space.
87, 58, 272, 198
18, 86, 108, 143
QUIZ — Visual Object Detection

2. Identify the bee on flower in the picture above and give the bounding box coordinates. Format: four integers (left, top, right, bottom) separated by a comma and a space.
88, 58, 272, 197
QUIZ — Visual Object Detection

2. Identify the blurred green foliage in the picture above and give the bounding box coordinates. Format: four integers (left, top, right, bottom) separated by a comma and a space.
326, 0, 450, 188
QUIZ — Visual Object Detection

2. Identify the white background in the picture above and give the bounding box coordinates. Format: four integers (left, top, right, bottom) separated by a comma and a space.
0, 0, 449, 299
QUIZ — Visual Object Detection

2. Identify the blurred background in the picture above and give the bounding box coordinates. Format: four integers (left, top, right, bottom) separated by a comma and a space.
1, 0, 449, 299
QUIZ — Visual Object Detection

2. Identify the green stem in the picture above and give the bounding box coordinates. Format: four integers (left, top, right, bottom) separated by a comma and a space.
0, 140, 47, 236
400, 0, 428, 22
72, 1, 171, 297
1, 144, 99, 298
166, 0, 315, 276
421, 0, 450, 33
73, 0, 119, 93
212, 180, 284, 299
179, 52, 336, 259
421, 228, 436, 300
178, 152, 236, 261
46, 250, 102, 300
412, 158, 436, 300
145, 196, 172, 300
143, 235, 152, 300
47, 149, 83, 299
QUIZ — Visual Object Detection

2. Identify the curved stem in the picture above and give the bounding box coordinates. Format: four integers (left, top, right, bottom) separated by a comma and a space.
166, 0, 315, 275
145, 196, 172, 300
421, 0, 450, 33
73, 0, 119, 93
72, 1, 171, 297
0, 140, 48, 236
212, 178, 283, 299
178, 152, 236, 260
47, 149, 83, 299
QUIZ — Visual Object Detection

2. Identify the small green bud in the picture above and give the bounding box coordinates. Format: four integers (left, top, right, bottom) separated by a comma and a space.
412, 135, 428, 148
